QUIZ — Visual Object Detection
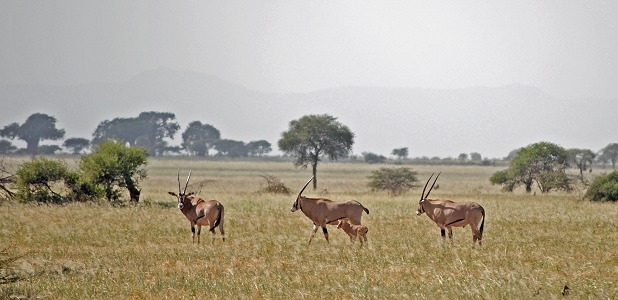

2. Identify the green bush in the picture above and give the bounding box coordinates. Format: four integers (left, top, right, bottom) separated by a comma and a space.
15, 157, 71, 203
80, 140, 148, 202
367, 167, 419, 196
585, 171, 618, 202
14, 157, 99, 203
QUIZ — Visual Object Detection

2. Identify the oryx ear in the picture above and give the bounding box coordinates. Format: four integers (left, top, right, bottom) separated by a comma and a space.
168, 192, 177, 197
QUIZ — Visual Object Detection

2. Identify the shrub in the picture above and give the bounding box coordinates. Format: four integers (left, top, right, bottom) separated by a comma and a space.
14, 157, 99, 203
257, 174, 291, 194
363, 152, 386, 164
367, 167, 419, 196
14, 157, 71, 203
80, 141, 148, 202
585, 171, 618, 202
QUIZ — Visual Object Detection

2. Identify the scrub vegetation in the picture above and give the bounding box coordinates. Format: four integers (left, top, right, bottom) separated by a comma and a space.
1, 160, 617, 299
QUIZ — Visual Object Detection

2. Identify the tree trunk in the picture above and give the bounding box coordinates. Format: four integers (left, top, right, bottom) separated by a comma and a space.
312, 161, 318, 190
125, 177, 141, 203
26, 139, 39, 155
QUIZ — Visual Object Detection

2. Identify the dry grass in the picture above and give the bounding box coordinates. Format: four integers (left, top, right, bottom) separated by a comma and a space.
1, 159, 617, 299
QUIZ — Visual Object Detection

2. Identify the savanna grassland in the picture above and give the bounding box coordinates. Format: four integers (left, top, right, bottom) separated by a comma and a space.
1, 159, 617, 299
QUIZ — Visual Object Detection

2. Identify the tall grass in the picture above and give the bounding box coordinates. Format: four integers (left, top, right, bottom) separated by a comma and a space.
1, 160, 617, 299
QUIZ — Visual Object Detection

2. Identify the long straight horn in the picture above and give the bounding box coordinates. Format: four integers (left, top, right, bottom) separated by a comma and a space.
298, 175, 315, 197
183, 170, 192, 194
421, 173, 434, 200
424, 172, 441, 200
177, 169, 181, 195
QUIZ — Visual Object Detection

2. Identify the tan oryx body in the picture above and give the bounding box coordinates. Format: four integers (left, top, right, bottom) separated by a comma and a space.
417, 173, 485, 245
291, 176, 369, 244
337, 220, 368, 247
169, 171, 225, 244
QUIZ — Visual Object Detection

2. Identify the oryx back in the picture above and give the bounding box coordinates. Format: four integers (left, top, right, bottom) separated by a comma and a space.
417, 172, 485, 245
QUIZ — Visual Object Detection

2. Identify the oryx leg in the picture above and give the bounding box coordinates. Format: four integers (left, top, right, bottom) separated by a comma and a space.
196, 225, 202, 244
447, 227, 453, 241
191, 225, 196, 244
440, 228, 446, 240
219, 217, 225, 242
322, 226, 329, 243
471, 225, 482, 246
308, 224, 320, 245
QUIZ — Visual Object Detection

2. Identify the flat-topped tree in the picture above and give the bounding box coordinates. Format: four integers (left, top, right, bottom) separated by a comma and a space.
0, 113, 65, 155
278, 114, 354, 190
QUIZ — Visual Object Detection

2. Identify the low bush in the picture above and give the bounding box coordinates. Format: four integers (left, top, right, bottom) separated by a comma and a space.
585, 171, 618, 201
367, 167, 419, 196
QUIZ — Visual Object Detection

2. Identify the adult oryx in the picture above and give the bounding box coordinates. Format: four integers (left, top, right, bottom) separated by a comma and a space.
291, 176, 369, 245
168, 170, 225, 244
417, 173, 485, 245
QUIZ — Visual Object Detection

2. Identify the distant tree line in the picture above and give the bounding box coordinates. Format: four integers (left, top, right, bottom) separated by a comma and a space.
0, 112, 272, 158
1, 112, 617, 173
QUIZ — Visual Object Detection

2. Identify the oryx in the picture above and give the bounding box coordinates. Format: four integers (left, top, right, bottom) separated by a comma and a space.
291, 176, 369, 245
417, 173, 485, 245
168, 170, 225, 244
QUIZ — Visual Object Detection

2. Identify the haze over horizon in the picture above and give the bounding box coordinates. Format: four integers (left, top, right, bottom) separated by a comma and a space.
1, 1, 617, 159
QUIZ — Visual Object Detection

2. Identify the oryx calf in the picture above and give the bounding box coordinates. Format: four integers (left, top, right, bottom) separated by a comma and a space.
291, 176, 369, 245
336, 220, 368, 247
417, 173, 485, 245
169, 170, 225, 244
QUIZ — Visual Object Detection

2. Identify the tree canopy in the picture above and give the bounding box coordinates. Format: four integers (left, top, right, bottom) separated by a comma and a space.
80, 140, 148, 202
63, 138, 91, 154
490, 141, 572, 193
391, 147, 408, 160
0, 113, 65, 155
247, 140, 272, 157
181, 121, 220, 157
91, 111, 179, 156
278, 114, 354, 189
599, 143, 618, 169
567, 148, 595, 180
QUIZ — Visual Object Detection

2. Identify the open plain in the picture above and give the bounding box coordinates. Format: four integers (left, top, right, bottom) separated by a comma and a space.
1, 159, 617, 299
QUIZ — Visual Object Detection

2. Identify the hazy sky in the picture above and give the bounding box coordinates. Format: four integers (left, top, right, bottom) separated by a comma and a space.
1, 1, 617, 158
2, 1, 618, 99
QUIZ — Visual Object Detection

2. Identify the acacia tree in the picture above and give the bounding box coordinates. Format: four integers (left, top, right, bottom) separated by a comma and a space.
0, 113, 65, 155
215, 139, 247, 157
278, 114, 354, 189
0, 140, 17, 154
181, 121, 221, 156
599, 143, 618, 169
567, 148, 595, 180
247, 140, 272, 157
91, 111, 179, 156
490, 141, 571, 193
80, 140, 148, 202
63, 138, 91, 154
391, 147, 408, 160
136, 111, 180, 156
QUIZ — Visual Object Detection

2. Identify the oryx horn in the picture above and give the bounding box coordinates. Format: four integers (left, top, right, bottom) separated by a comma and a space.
421, 172, 435, 200
177, 169, 181, 195
298, 175, 315, 197
183, 170, 192, 195
424, 172, 441, 200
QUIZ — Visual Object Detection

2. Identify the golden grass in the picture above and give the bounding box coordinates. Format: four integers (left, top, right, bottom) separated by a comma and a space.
1, 159, 617, 299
